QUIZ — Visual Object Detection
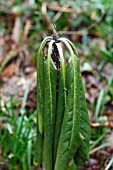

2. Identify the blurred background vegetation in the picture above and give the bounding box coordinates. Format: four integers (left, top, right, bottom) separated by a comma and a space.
0, 0, 113, 170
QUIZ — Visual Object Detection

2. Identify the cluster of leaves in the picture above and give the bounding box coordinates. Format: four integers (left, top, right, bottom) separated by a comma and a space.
34, 37, 90, 170
0, 0, 113, 169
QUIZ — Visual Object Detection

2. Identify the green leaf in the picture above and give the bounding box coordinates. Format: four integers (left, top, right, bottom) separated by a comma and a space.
54, 38, 90, 168
59, 37, 78, 56
33, 131, 43, 166
37, 36, 52, 134
54, 43, 66, 164
73, 72, 90, 166
34, 108, 43, 166
55, 55, 83, 170
53, 69, 65, 164
37, 49, 44, 134
43, 40, 57, 170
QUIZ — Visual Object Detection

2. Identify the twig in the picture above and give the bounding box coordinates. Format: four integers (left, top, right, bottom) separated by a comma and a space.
51, 23, 59, 40
59, 30, 88, 35
23, 19, 31, 41
48, 4, 79, 13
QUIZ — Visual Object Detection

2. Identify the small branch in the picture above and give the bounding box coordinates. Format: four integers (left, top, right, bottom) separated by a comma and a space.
51, 23, 59, 41
48, 4, 79, 13
23, 19, 31, 41
59, 30, 88, 35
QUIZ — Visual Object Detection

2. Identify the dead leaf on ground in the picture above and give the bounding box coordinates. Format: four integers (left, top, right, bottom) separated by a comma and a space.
1, 63, 19, 78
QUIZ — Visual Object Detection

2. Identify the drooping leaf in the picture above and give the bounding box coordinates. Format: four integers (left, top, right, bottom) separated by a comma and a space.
37, 49, 44, 135
66, 55, 84, 167
37, 37, 52, 134
59, 37, 78, 56
73, 71, 90, 166
34, 37, 52, 166
55, 55, 83, 170
43, 40, 57, 170
57, 38, 90, 167
54, 43, 66, 164
54, 69, 65, 164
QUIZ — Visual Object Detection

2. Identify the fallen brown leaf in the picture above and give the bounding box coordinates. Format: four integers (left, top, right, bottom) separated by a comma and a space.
1, 63, 19, 78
